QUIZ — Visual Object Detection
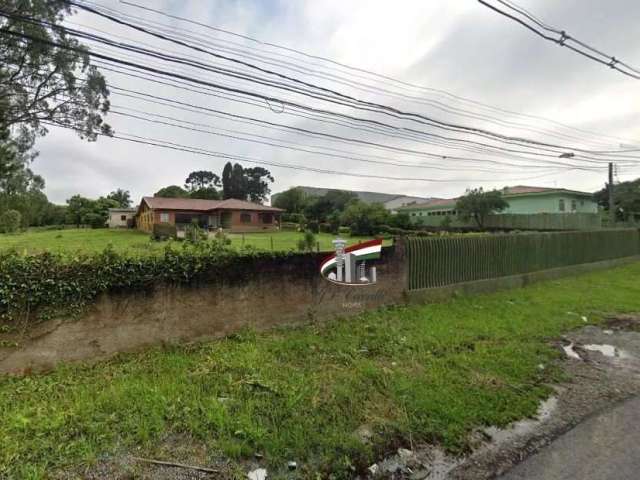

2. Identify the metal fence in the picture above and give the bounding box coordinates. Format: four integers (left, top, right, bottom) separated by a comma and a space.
406, 229, 640, 290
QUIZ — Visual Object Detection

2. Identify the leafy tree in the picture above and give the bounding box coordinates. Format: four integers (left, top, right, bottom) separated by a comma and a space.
106, 188, 132, 208
594, 178, 640, 221
245, 167, 274, 203
189, 187, 220, 200
222, 162, 248, 200
154, 185, 189, 198
455, 188, 509, 229
389, 211, 413, 230
65, 194, 93, 227
340, 201, 389, 235
221, 162, 233, 199
0, 209, 21, 233
305, 189, 358, 222
184, 170, 220, 191
273, 187, 308, 213
0, 0, 112, 188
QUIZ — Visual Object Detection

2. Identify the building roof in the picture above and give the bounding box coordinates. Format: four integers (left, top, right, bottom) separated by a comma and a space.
140, 196, 284, 212
271, 186, 433, 205
501, 185, 593, 197
399, 197, 458, 210
108, 207, 136, 213
398, 185, 594, 211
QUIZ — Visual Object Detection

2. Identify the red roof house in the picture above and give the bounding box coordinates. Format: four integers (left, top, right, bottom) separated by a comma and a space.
136, 196, 284, 233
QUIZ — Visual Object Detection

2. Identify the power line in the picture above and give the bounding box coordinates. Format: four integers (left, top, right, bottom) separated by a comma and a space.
478, 0, 640, 79
2, 19, 605, 163
112, 0, 640, 145
58, 2, 636, 155
62, 7, 620, 150
42, 120, 585, 184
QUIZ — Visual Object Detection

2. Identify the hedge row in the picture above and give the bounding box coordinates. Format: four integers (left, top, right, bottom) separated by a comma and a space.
0, 243, 302, 327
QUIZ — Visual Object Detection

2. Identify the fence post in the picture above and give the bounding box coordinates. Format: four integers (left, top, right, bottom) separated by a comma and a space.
270, 236, 274, 251
317, 241, 320, 253
242, 233, 245, 246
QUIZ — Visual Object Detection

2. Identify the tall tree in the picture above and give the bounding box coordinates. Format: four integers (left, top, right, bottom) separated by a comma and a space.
244, 167, 273, 203
154, 185, 189, 198
231, 163, 247, 200
221, 162, 233, 199
594, 177, 640, 221
273, 187, 308, 213
106, 188, 131, 208
456, 188, 509, 229
184, 170, 220, 200
184, 170, 220, 191
0, 0, 111, 189
65, 194, 93, 228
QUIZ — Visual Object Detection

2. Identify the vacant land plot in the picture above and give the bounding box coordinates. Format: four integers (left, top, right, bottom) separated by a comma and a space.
1, 263, 639, 478
0, 228, 383, 256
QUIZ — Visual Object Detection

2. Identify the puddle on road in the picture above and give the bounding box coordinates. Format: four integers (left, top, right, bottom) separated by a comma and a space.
562, 343, 582, 360
483, 396, 558, 445
583, 344, 632, 359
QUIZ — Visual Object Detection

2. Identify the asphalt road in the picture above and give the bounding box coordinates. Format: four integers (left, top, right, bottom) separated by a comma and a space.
499, 395, 640, 480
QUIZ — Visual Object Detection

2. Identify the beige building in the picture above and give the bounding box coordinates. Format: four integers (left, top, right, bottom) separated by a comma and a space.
107, 208, 136, 228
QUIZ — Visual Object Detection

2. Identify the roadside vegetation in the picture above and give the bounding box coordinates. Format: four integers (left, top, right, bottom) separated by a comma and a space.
1, 263, 639, 478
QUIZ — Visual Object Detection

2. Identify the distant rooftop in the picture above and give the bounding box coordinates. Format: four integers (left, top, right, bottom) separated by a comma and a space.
271, 186, 433, 205
139, 197, 284, 212
399, 185, 594, 210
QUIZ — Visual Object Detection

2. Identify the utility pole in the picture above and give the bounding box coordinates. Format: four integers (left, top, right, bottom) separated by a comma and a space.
608, 162, 615, 225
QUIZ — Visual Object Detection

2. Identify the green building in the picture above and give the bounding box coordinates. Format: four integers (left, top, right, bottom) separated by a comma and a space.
399, 186, 598, 228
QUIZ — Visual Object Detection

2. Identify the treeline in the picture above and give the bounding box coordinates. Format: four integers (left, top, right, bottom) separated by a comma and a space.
154, 162, 274, 203
273, 187, 412, 235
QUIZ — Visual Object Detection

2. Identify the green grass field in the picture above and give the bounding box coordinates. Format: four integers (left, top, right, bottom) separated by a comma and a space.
1, 263, 639, 478
0, 228, 384, 256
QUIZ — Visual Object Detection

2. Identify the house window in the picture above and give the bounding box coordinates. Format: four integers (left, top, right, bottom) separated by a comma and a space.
262, 213, 273, 224
160, 212, 169, 223
558, 199, 565, 212
571, 200, 577, 212
240, 213, 252, 223
120, 215, 127, 221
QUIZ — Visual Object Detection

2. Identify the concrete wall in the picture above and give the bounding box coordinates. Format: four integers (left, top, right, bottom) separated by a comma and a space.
0, 246, 406, 374
107, 212, 135, 228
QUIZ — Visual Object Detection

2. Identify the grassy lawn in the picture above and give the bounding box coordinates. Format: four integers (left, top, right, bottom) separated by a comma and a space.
0, 228, 384, 256
1, 263, 639, 478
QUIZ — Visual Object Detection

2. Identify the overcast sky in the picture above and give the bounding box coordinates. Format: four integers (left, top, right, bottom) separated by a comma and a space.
34, 0, 640, 204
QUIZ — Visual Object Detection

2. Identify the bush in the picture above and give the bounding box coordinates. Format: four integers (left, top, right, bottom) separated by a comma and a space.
153, 223, 177, 240
341, 201, 390, 236
338, 226, 351, 236
0, 210, 22, 233
0, 243, 302, 327
281, 212, 306, 224
83, 212, 106, 229
297, 230, 316, 252
307, 220, 319, 234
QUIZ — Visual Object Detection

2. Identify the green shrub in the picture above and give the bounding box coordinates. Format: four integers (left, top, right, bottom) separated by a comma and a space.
83, 212, 106, 229
0, 210, 22, 233
338, 226, 351, 236
297, 230, 316, 252
0, 243, 302, 327
281, 212, 306, 224
153, 223, 177, 240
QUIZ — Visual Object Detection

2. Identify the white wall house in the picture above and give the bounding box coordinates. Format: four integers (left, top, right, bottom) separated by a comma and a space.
107, 208, 136, 228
